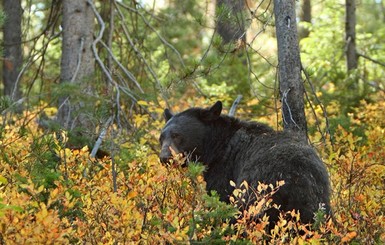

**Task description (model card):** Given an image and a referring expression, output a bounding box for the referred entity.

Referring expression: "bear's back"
[224,124,330,224]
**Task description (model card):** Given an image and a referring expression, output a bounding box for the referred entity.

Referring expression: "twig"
[89,0,144,93]
[281,88,300,130]
[84,114,114,179]
[111,153,117,193]
[87,0,114,84]
[116,2,186,68]
[301,63,332,145]
[114,2,170,106]
[107,0,115,69]
[347,153,357,210]
[71,37,84,83]
[357,52,385,67]
[113,4,159,81]
[11,50,45,101]
[99,40,144,93]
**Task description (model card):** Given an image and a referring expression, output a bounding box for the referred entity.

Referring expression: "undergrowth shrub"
[0,93,384,243]
[321,93,385,244]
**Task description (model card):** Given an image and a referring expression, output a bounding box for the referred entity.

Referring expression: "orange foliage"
[0,93,384,243]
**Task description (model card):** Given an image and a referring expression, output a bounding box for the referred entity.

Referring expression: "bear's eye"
[171,133,180,139]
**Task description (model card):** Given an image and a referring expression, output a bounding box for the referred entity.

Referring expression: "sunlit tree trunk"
[345,0,358,71]
[2,0,22,102]
[273,0,307,140]
[215,0,246,44]
[58,0,95,129]
[299,0,311,39]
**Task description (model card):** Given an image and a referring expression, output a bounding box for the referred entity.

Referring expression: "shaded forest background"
[0,0,384,243]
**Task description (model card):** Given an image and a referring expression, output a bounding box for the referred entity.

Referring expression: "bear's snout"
[159,143,173,164]
[159,144,185,164]
[159,150,172,164]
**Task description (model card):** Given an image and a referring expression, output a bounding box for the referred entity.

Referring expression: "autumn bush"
[0,93,384,244]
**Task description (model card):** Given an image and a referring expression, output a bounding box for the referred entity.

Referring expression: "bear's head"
[159,101,223,164]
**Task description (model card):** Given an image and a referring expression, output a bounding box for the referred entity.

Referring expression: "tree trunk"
[58,0,95,129]
[299,0,311,39]
[99,0,114,69]
[273,0,307,139]
[345,0,358,71]
[215,0,246,44]
[381,0,385,23]
[2,0,22,102]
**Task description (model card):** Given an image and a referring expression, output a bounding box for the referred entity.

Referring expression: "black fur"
[159,101,331,226]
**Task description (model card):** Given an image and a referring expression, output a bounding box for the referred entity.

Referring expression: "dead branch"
[229,95,243,116]
[90,115,114,158]
[357,52,385,67]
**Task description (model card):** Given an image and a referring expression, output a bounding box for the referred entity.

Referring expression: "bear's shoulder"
[236,119,275,135]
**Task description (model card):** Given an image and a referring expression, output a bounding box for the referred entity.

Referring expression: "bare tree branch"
[229,95,243,116]
[90,115,114,158]
[116,1,186,68]
[357,52,385,67]
[87,0,115,85]
[301,64,333,146]
[99,40,144,93]
[88,0,144,93]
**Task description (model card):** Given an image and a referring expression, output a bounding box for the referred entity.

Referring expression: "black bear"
[159,101,331,226]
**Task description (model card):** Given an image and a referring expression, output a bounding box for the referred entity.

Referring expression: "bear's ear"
[164,109,173,122]
[202,101,222,121]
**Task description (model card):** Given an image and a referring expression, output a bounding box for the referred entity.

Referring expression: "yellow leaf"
[0,175,8,185]
[37,185,45,193]
[134,114,147,126]
[241,180,248,189]
[137,100,148,106]
[43,107,57,116]
[81,145,89,152]
[229,180,236,187]
[50,188,59,199]
[128,191,138,199]
[233,189,240,197]
[139,138,147,145]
